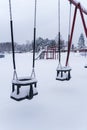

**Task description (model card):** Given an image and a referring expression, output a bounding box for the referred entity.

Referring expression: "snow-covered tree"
[78,33,85,49]
[55,34,65,49]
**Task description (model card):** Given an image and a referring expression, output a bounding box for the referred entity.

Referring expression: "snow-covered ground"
[0,52,87,130]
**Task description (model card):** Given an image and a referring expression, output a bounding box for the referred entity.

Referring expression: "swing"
[9,0,38,101]
[66,0,87,70]
[56,0,71,81]
[84,65,87,68]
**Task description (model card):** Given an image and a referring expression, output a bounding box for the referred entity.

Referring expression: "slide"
[35,49,45,60]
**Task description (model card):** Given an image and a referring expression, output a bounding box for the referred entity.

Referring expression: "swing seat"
[56,66,71,81]
[84,64,87,68]
[10,77,38,101]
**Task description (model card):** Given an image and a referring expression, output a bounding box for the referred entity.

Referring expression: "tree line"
[0,36,65,53]
[0,33,86,53]
[0,42,31,53]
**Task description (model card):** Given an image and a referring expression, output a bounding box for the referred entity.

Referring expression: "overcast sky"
[0,0,87,45]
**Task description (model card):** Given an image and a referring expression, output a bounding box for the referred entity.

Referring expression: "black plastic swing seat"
[10,87,38,101]
[10,77,38,101]
[56,66,71,81]
[84,65,87,68]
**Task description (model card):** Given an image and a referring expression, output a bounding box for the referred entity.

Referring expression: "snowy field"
[0,52,87,130]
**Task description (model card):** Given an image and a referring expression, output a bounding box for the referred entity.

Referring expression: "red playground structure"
[46,47,58,60]
[66,0,87,66]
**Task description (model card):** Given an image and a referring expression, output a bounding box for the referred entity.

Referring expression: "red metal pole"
[79,4,87,37]
[46,48,48,59]
[66,6,77,66]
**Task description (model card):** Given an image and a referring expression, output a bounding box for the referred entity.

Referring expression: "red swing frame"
[66,0,87,66]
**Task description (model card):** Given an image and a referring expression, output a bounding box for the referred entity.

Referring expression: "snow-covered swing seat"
[56,65,71,81]
[11,76,38,101]
[9,0,38,101]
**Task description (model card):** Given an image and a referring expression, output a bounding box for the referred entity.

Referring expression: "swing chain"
[31,68,36,79]
[13,69,18,80]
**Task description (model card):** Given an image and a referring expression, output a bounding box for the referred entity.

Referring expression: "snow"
[12,77,37,85]
[0,52,87,130]
[56,65,71,71]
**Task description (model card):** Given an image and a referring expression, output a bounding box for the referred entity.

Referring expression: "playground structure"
[35,47,58,60]
[66,0,87,66]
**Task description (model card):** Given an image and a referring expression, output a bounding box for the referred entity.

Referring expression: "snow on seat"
[56,66,71,71]
[56,66,71,81]
[12,77,37,86]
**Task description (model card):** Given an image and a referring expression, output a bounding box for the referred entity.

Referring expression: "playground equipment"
[9,0,38,101]
[35,47,58,60]
[56,0,71,81]
[35,49,45,60]
[46,47,58,59]
[66,0,87,68]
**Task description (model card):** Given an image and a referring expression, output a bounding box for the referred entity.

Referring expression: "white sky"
[0,0,87,45]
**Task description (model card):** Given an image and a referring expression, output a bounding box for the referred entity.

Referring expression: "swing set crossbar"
[68,0,87,15]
